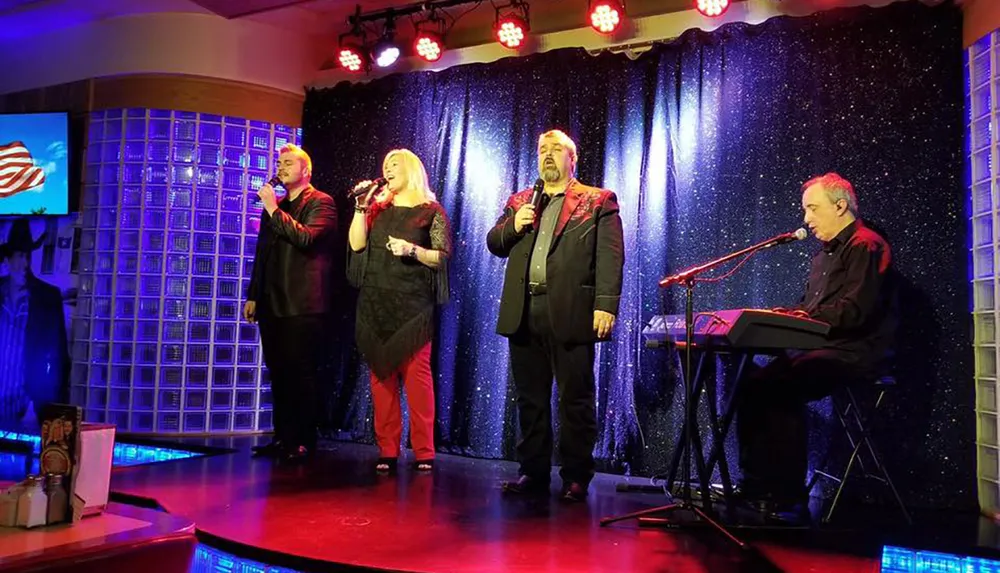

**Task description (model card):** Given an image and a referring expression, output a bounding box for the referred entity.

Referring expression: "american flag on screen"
[0,141,46,199]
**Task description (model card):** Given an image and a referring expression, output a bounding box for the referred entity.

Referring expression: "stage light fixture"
[337,35,366,72]
[495,1,530,49]
[695,0,730,17]
[589,0,624,34]
[371,17,401,68]
[414,11,447,63]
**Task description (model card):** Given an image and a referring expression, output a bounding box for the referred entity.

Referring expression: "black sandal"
[415,460,434,472]
[376,458,397,473]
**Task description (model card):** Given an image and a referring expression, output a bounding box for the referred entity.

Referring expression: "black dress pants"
[736,348,864,502]
[258,313,328,450]
[508,294,597,486]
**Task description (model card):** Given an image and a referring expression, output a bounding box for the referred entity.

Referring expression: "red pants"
[370,342,436,461]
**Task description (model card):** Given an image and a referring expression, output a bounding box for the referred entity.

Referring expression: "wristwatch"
[408,245,418,258]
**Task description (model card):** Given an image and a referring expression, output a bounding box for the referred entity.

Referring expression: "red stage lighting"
[695,0,729,17]
[589,0,624,35]
[496,14,528,49]
[415,31,444,62]
[337,43,365,72]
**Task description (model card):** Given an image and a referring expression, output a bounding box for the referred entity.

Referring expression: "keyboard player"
[736,173,897,523]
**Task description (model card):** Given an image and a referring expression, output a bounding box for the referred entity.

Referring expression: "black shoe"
[376,458,398,473]
[251,440,283,457]
[502,475,550,496]
[560,482,588,502]
[283,445,310,463]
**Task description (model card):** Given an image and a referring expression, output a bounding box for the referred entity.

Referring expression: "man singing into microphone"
[737,173,896,522]
[487,130,624,502]
[244,144,337,462]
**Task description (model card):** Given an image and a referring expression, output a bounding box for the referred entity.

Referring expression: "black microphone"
[525,178,545,229]
[266,174,281,188]
[769,227,809,245]
[348,177,387,199]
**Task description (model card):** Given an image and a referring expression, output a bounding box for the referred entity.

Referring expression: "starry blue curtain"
[304,2,970,508]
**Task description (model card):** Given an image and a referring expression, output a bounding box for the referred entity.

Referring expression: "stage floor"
[102,437,928,573]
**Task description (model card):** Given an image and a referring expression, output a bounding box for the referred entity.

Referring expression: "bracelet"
[408,245,418,258]
[354,206,367,213]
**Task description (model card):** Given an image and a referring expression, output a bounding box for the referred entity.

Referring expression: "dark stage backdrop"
[303,2,971,509]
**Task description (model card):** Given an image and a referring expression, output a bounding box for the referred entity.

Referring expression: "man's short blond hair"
[538,130,578,165]
[279,143,312,174]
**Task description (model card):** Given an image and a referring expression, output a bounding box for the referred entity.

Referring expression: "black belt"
[528,282,547,296]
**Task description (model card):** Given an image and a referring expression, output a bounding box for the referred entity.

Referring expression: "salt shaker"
[45,474,67,525]
[0,489,17,527]
[15,476,47,528]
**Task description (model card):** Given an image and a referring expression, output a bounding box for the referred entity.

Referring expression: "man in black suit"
[487,130,624,501]
[244,144,337,462]
[0,218,68,426]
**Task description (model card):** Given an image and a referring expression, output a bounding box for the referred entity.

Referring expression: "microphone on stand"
[658,228,808,288]
[348,177,387,199]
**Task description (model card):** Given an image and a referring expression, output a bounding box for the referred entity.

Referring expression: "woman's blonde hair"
[382,149,437,203]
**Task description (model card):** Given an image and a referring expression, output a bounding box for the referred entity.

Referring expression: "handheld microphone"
[266,175,281,188]
[348,177,387,199]
[530,178,545,210]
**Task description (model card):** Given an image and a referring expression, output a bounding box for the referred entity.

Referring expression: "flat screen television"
[0,112,69,216]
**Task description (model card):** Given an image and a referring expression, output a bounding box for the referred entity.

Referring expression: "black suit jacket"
[0,275,69,409]
[487,179,625,344]
[247,186,338,317]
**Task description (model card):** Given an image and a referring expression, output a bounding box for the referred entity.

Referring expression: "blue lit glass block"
[157,412,181,432]
[119,230,140,251]
[246,193,263,214]
[198,145,220,166]
[120,208,141,230]
[175,120,197,142]
[248,150,270,171]
[193,255,214,276]
[187,367,208,387]
[167,254,189,275]
[223,115,247,126]
[190,277,212,298]
[219,257,240,277]
[213,368,234,387]
[79,230,97,251]
[95,275,113,296]
[138,298,161,319]
[108,411,130,429]
[173,142,196,164]
[117,253,138,274]
[210,412,231,432]
[219,213,241,234]
[199,123,221,144]
[162,344,184,365]
[219,235,240,255]
[135,343,158,364]
[242,257,255,277]
[84,166,100,185]
[295,127,302,142]
[169,210,192,231]
[215,323,236,342]
[274,134,290,151]
[144,209,167,229]
[82,211,98,232]
[147,163,169,184]
[239,324,257,343]
[88,365,108,388]
[188,345,210,365]
[249,129,270,151]
[189,322,211,342]
[176,111,196,120]
[223,146,248,168]
[221,191,243,213]
[167,232,191,253]
[196,187,219,210]
[243,236,257,254]
[102,141,121,163]
[172,165,195,185]
[86,410,107,423]
[113,320,134,341]
[71,342,88,363]
[190,300,212,320]
[88,119,104,141]
[91,343,110,363]
[121,186,141,207]
[126,108,145,118]
[136,321,159,342]
[73,319,91,341]
[139,275,162,297]
[257,411,272,432]
[201,113,222,123]
[184,412,207,432]
[140,253,163,275]
[259,389,272,408]
[241,279,251,299]
[78,252,95,272]
[234,411,255,430]
[112,343,132,365]
[114,297,136,319]
[216,301,238,321]
[148,119,171,140]
[125,118,146,140]
[186,390,207,409]
[110,389,130,409]
[163,321,185,342]
[215,345,235,365]
[237,346,257,365]
[192,233,215,254]
[70,386,87,405]
[92,319,111,341]
[86,146,101,166]
[276,124,293,135]
[94,296,112,318]
[218,279,238,299]
[222,169,245,190]
[195,211,217,232]
[135,366,156,387]
[163,298,186,320]
[147,141,170,163]
[131,412,154,432]
[96,252,114,272]
[99,208,118,230]
[88,388,107,409]
[149,109,171,119]
[973,52,991,87]
[237,368,258,386]
[247,173,267,190]
[246,215,260,236]
[105,118,123,140]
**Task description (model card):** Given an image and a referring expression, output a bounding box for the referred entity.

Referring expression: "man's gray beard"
[541,166,561,182]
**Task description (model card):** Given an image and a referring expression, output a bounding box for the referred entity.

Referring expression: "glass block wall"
[72,108,302,434]
[970,33,1000,511]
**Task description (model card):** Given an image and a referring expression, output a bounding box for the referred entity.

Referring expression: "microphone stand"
[599,234,796,549]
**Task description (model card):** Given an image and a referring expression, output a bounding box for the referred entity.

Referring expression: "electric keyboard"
[642,309,830,351]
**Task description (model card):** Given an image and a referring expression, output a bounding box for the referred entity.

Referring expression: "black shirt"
[800,220,896,371]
